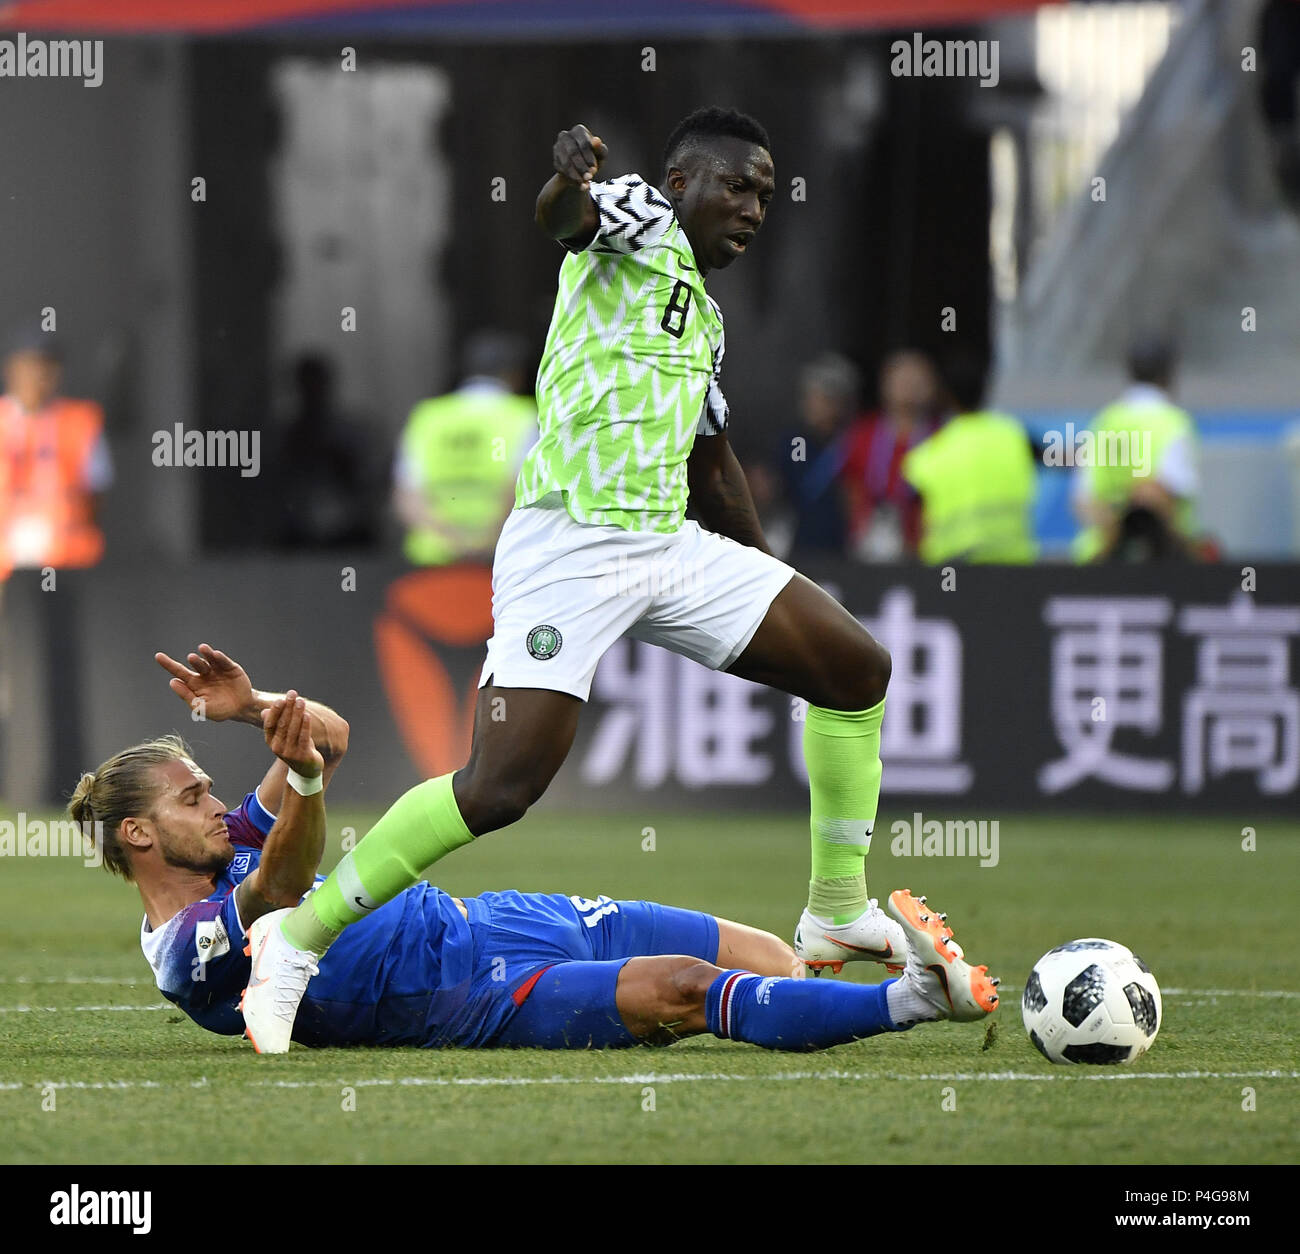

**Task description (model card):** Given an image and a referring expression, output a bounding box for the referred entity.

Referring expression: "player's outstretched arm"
[686,432,774,555]
[535,124,607,248]
[155,643,350,810]
[235,692,326,926]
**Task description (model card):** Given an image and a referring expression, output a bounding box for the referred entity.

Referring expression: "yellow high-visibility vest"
[1073,397,1197,562]
[400,387,536,565]
[902,410,1037,564]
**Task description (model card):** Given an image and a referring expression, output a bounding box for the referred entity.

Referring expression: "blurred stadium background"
[1,0,1295,820]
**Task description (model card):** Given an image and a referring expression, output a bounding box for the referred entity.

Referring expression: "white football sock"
[886,974,942,1027]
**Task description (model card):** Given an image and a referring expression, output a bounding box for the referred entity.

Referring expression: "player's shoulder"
[595,171,670,204]
[227,843,260,882]
[137,806,264,984]
[140,886,241,995]
[224,788,277,852]
[584,173,679,257]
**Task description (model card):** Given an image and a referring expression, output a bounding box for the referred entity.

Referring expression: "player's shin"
[804,700,884,924]
[705,969,904,1050]
[280,773,473,954]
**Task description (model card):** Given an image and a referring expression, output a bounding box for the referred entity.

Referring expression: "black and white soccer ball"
[1021,938,1161,1064]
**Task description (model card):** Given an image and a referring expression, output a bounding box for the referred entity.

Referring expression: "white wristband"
[286,768,323,796]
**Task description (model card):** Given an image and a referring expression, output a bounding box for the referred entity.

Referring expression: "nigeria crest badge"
[526,624,562,660]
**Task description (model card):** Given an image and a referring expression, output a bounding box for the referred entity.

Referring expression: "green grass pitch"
[2,807,1296,1164]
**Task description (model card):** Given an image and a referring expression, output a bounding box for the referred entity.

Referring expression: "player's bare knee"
[487,782,540,831]
[810,628,890,711]
[869,636,892,697]
[666,960,723,1017]
[849,635,891,708]
[756,932,801,978]
[454,767,541,834]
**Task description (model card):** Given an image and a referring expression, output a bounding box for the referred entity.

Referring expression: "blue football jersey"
[139,789,480,1047]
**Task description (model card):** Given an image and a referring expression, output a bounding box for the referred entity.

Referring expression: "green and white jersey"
[516,173,729,533]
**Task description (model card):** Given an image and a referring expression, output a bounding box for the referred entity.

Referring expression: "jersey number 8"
[660,280,692,339]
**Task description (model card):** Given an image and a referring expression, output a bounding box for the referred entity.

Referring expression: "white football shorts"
[478,495,796,700]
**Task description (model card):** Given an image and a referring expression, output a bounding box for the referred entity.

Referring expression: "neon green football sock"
[804,699,885,925]
[280,773,474,954]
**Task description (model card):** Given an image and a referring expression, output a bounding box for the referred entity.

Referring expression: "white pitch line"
[0,976,145,986]
[247,1068,1300,1087]
[1163,988,1300,999]
[0,1069,1295,1094]
[0,1004,167,1014]
[0,1079,208,1091]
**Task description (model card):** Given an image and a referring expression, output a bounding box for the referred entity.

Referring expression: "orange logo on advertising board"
[373,565,493,777]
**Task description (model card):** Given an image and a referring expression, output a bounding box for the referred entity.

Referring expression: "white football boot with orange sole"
[886,889,999,1022]
[794,899,908,976]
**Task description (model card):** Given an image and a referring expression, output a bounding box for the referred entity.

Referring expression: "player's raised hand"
[261,691,325,779]
[155,643,255,722]
[553,124,608,190]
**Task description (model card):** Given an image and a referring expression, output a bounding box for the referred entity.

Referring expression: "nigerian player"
[72,645,999,1054]
[247,107,903,1051]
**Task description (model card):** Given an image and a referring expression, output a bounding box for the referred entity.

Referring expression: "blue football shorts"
[468,890,720,1050]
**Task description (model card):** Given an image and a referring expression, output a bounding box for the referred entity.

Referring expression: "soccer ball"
[1021,938,1161,1064]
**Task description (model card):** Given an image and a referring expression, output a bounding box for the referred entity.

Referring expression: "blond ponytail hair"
[66,735,191,879]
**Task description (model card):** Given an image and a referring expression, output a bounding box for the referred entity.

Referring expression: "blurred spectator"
[776,352,857,555]
[0,329,112,580]
[841,349,941,561]
[1259,0,1300,216]
[0,327,111,802]
[902,349,1037,564]
[1072,335,1202,563]
[394,331,537,566]
[276,353,382,549]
